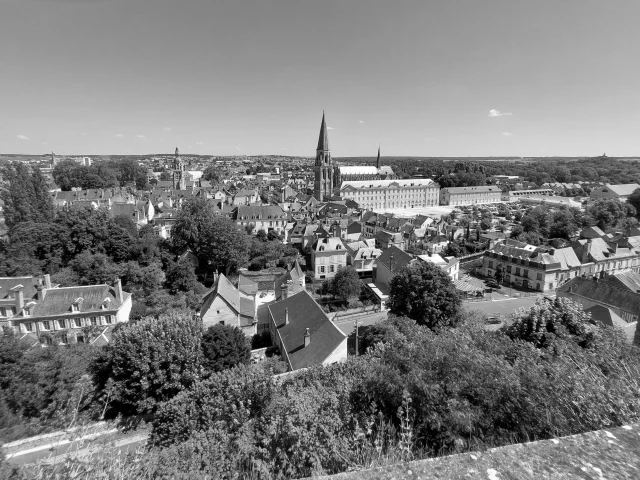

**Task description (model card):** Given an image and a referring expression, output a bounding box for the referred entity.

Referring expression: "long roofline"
[317,111,330,151]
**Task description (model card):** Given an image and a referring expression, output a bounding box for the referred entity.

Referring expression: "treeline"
[339,156,640,186]
[52,157,149,190]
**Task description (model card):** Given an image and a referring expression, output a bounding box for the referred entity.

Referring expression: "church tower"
[313,112,333,201]
[173,146,186,190]
[376,145,381,170]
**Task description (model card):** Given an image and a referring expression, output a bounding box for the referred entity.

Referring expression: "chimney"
[44,274,51,289]
[284,308,289,326]
[11,285,24,311]
[281,283,288,300]
[36,284,45,301]
[581,240,591,264]
[613,243,619,254]
[304,328,311,347]
[114,278,123,302]
[549,248,555,255]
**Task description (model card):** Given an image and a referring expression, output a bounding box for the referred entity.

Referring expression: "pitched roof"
[313,237,345,252]
[235,204,287,220]
[0,276,37,302]
[341,179,435,191]
[30,285,124,317]
[605,183,640,196]
[338,165,379,176]
[558,277,640,317]
[551,247,582,270]
[599,271,640,293]
[444,186,501,194]
[238,268,286,294]
[268,291,345,370]
[201,274,255,320]
[376,245,413,271]
[580,226,606,239]
[584,305,637,344]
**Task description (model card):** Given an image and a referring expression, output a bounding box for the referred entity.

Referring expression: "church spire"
[376,144,381,169]
[316,111,330,151]
[175,146,180,156]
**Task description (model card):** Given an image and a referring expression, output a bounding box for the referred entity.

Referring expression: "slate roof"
[599,271,640,293]
[551,247,582,270]
[580,226,606,239]
[445,186,501,194]
[313,236,345,252]
[236,204,287,220]
[238,268,286,294]
[0,277,37,302]
[558,277,640,317]
[268,291,345,371]
[274,260,306,300]
[29,285,125,318]
[585,305,637,344]
[201,274,255,320]
[376,245,413,271]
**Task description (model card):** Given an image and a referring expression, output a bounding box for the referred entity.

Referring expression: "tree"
[201,324,251,373]
[387,260,461,329]
[91,312,203,415]
[1,163,54,229]
[329,266,361,300]
[479,218,492,231]
[172,198,250,274]
[166,260,204,294]
[627,187,640,214]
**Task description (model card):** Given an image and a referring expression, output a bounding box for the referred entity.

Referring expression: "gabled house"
[267,290,347,371]
[373,245,414,286]
[345,239,382,277]
[200,274,257,336]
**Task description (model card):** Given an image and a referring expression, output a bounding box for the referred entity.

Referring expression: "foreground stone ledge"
[318,424,640,480]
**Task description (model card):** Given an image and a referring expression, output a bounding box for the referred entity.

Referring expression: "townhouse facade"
[311,237,348,280]
[339,179,439,211]
[234,204,289,237]
[440,186,503,206]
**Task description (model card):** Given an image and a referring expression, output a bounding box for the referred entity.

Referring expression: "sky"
[1,0,640,157]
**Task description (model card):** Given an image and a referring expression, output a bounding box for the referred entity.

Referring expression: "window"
[219,321,225,325]
[106,315,113,324]
[523,269,529,277]
[42,321,51,331]
[536,273,542,281]
[488,260,494,269]
[506,265,512,273]
[320,266,325,273]
[74,318,82,328]
[515,267,521,276]
[24,322,33,332]
[61,334,68,344]
[330,265,335,273]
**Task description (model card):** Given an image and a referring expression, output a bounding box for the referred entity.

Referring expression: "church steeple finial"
[316,111,330,151]
[376,144,381,169]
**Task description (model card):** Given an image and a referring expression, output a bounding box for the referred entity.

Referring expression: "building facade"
[311,237,348,280]
[440,186,503,206]
[340,179,439,210]
[234,204,288,237]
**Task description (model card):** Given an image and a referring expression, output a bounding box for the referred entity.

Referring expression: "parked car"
[486,316,501,324]
[486,279,499,288]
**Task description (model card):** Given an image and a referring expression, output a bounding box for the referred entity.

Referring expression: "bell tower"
[313,112,333,201]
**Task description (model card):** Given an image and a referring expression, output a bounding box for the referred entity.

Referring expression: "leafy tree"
[67,252,121,285]
[91,312,203,415]
[479,218,492,231]
[255,229,268,242]
[172,197,250,274]
[141,262,166,295]
[586,199,629,231]
[1,163,54,229]
[166,260,204,294]
[329,266,361,300]
[160,171,172,181]
[113,214,138,237]
[627,187,640,214]
[201,324,251,373]
[387,260,461,329]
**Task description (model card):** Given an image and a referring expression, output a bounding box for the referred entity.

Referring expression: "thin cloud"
[489,109,512,117]
[115,133,124,138]
[16,134,30,140]
[135,134,146,139]
[358,120,365,124]
[502,132,513,136]
[163,127,172,132]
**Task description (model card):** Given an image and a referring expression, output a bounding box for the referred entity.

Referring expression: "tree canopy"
[387,260,461,329]
[201,324,251,373]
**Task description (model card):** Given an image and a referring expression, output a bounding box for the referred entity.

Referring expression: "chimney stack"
[281,283,288,300]
[114,278,123,302]
[44,274,51,289]
[581,240,592,264]
[285,308,289,326]
[10,285,24,311]
[304,328,311,347]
